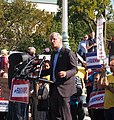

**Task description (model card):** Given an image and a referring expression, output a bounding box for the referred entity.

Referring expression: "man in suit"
[42,32,78,120]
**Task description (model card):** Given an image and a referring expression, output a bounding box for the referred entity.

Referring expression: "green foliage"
[107,22,114,39]
[0,0,53,52]
[0,0,113,54]
[56,0,114,51]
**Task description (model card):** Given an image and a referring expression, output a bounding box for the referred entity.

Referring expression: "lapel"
[51,52,55,69]
[56,47,64,68]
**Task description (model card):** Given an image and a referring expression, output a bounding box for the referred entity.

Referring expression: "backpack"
[75,76,83,97]
[70,76,83,106]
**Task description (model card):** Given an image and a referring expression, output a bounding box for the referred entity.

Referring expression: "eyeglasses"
[84,37,88,38]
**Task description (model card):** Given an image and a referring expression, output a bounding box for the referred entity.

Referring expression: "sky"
[26,0,57,4]
[7,0,114,10]
[111,0,114,9]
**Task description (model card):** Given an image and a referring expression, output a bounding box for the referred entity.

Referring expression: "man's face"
[83,35,88,40]
[50,33,62,50]
[110,60,114,73]
[94,74,100,84]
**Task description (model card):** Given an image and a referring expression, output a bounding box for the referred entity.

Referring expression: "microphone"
[39,56,46,67]
[38,56,46,78]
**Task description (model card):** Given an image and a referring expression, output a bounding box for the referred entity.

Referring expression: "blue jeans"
[17,102,27,120]
[7,101,27,120]
[104,107,114,120]
[7,101,18,120]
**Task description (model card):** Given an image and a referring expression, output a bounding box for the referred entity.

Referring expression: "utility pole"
[62,0,70,49]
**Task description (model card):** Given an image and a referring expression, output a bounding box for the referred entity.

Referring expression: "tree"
[0,0,53,52]
[107,22,114,39]
[68,0,113,32]
[55,0,114,51]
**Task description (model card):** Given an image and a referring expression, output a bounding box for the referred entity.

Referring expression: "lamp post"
[62,0,70,49]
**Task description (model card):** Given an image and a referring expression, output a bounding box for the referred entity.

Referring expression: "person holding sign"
[88,72,105,120]
[100,55,114,120]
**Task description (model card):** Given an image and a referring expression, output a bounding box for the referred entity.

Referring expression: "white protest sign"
[96,17,106,60]
[86,52,103,69]
[0,100,9,112]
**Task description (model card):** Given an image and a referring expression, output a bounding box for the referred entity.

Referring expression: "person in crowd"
[1,71,8,78]
[37,60,50,120]
[100,55,114,120]
[26,46,36,57]
[86,31,97,53]
[7,47,36,120]
[70,75,84,120]
[84,68,95,119]
[41,32,78,120]
[77,34,88,61]
[42,60,50,80]
[107,36,114,62]
[89,72,105,120]
[0,49,9,76]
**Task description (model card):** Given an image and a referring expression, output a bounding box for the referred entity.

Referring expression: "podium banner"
[88,90,105,109]
[10,79,30,104]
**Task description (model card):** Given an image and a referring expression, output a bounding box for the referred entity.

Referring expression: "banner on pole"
[10,79,30,104]
[96,17,106,60]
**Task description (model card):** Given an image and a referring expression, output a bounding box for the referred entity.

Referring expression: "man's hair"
[27,47,36,56]
[50,32,62,41]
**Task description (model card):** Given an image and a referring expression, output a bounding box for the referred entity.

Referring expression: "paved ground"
[83,106,91,120]
[84,116,91,120]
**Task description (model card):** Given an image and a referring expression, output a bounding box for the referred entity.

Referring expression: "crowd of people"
[77,33,114,120]
[0,32,113,120]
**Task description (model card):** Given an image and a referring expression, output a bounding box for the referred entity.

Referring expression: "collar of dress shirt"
[53,45,62,53]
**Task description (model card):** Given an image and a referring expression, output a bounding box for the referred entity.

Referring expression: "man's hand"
[93,43,97,46]
[58,71,66,78]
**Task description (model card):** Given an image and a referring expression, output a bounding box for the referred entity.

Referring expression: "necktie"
[53,51,59,82]
[53,51,58,54]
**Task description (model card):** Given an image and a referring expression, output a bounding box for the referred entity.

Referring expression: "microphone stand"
[32,57,46,120]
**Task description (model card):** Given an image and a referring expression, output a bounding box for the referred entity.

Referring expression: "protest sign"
[86,52,103,69]
[10,79,30,104]
[96,17,106,60]
[0,98,9,112]
[88,90,105,109]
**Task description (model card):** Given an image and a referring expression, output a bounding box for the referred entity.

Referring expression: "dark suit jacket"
[43,47,78,98]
